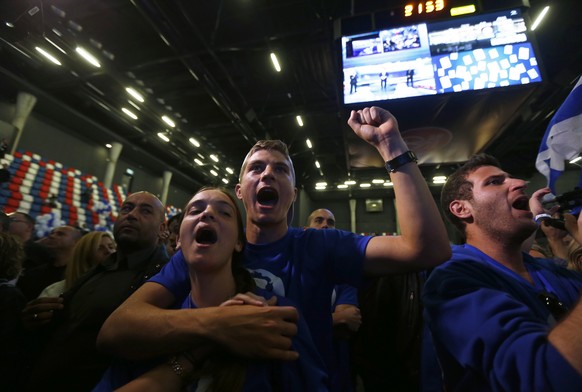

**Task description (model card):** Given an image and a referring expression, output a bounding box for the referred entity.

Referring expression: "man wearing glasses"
[424,153,582,391]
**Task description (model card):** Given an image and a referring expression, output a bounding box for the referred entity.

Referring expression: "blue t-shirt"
[423,244,582,391]
[94,287,328,391]
[150,227,371,382]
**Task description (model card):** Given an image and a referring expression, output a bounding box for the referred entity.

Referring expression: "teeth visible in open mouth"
[257,188,279,206]
[196,228,217,244]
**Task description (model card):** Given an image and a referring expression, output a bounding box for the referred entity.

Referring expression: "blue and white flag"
[535,75,582,193]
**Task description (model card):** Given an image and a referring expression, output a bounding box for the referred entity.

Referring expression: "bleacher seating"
[0,151,127,234]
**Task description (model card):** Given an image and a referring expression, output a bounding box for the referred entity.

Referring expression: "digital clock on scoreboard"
[404,1,446,18]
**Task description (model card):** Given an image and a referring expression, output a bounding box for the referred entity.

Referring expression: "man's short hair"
[239,140,296,184]
[440,153,502,234]
[10,211,35,226]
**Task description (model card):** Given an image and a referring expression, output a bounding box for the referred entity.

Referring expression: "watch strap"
[385,151,418,172]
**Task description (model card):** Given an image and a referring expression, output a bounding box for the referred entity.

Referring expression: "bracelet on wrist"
[534,213,552,224]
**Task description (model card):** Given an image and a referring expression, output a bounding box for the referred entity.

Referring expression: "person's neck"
[245,219,288,245]
[53,250,73,267]
[190,268,236,308]
[467,236,533,284]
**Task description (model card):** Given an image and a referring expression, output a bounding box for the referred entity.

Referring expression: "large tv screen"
[341,8,543,104]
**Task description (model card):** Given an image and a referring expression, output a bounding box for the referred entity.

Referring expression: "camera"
[542,188,582,212]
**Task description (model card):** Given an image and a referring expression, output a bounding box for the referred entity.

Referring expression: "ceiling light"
[189,137,200,147]
[372,179,384,184]
[127,100,140,110]
[44,37,66,54]
[226,167,234,174]
[197,153,205,159]
[52,28,62,36]
[210,169,218,176]
[35,47,61,65]
[75,46,101,67]
[296,115,304,127]
[270,52,281,72]
[105,143,112,149]
[360,183,371,188]
[194,159,203,166]
[316,182,327,187]
[5,22,14,28]
[383,181,393,187]
[126,87,144,103]
[306,139,312,149]
[162,115,175,127]
[121,107,138,120]
[337,184,348,189]
[222,178,229,184]
[531,6,550,31]
[345,180,356,185]
[157,132,170,142]
[210,154,219,162]
[433,176,447,184]
[569,155,582,164]
[315,161,320,168]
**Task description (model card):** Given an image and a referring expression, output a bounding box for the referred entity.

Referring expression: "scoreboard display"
[339,1,543,105]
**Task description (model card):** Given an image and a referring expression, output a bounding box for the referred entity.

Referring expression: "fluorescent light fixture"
[315,161,320,169]
[315,186,326,191]
[222,178,229,184]
[44,37,66,54]
[372,179,384,184]
[121,107,138,120]
[383,181,393,187]
[75,46,101,67]
[194,159,203,166]
[35,47,61,65]
[197,153,205,159]
[433,176,447,184]
[433,175,447,181]
[296,115,304,127]
[125,168,134,176]
[360,183,371,188]
[210,154,219,162]
[306,139,312,149]
[344,180,356,185]
[270,52,281,72]
[127,100,140,110]
[531,6,550,31]
[337,184,348,189]
[570,155,582,164]
[226,167,234,174]
[157,132,170,142]
[189,137,200,147]
[162,115,175,127]
[316,182,327,187]
[126,87,144,102]
[6,22,14,28]
[105,143,112,149]
[210,169,218,176]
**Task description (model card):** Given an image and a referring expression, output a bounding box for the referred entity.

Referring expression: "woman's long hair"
[64,231,115,290]
[186,187,255,391]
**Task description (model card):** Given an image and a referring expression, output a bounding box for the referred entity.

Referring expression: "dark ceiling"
[1,0,581,201]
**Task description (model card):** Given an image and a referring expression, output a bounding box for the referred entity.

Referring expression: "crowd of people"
[0,106,581,391]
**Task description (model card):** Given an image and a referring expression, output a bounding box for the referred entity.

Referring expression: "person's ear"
[235,183,243,200]
[450,200,472,220]
[234,239,243,253]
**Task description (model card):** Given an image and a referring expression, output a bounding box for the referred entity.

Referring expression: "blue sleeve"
[424,261,582,391]
[333,284,358,309]
[147,249,190,301]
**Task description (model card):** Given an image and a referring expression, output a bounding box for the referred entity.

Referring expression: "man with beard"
[424,153,582,391]
[20,191,169,391]
[97,106,451,390]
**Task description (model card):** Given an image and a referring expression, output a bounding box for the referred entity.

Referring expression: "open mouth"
[257,187,279,206]
[512,196,530,211]
[195,227,218,244]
